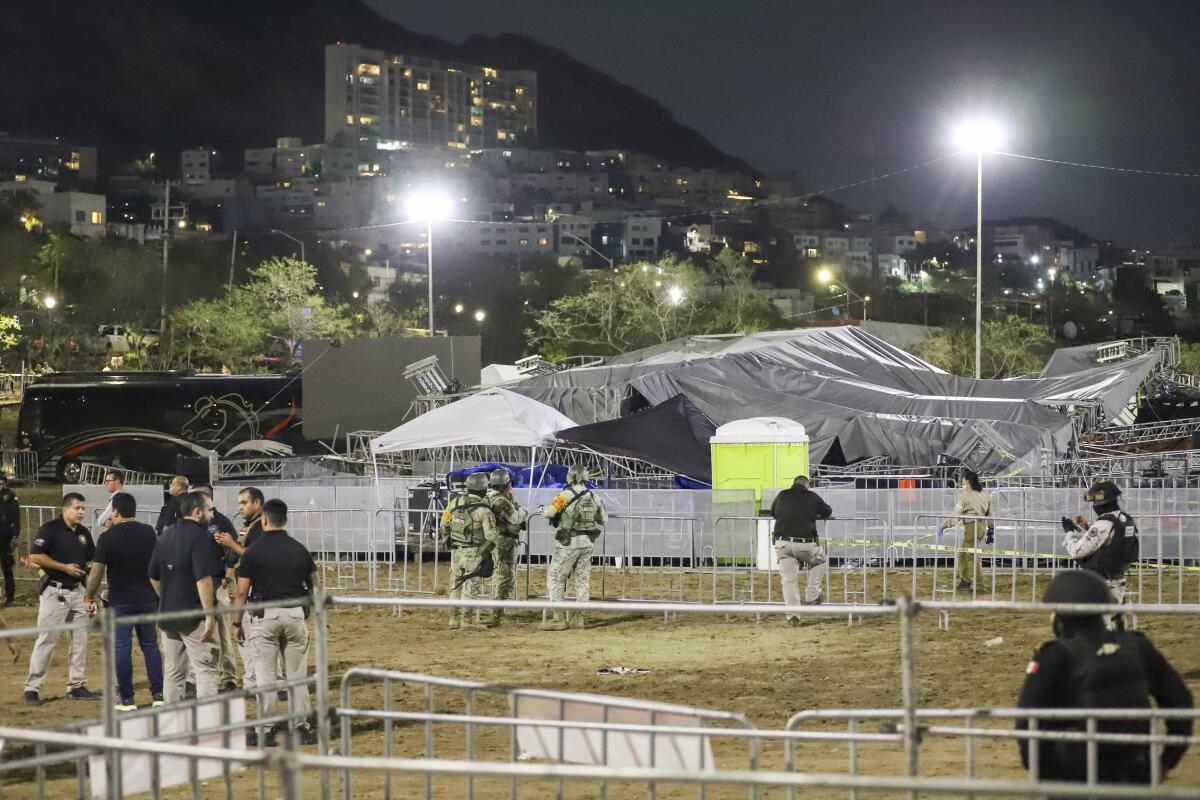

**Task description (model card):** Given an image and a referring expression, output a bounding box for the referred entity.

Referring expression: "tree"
[529,253,782,358]
[175,257,352,368]
[916,315,1053,378]
[1179,343,1200,376]
[241,257,352,360]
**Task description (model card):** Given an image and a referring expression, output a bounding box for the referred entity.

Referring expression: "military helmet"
[465,472,489,495]
[566,465,589,484]
[1083,479,1121,505]
[488,469,512,489]
[1042,569,1112,616]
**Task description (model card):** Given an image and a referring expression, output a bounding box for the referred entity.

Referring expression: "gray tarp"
[511,327,1155,474]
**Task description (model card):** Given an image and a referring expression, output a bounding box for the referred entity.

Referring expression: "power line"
[997,151,1200,180]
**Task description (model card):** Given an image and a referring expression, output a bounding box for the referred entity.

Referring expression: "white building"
[181,148,216,184]
[325,44,537,150]
[40,191,106,238]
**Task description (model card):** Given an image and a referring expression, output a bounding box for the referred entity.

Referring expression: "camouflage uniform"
[442,492,498,630]
[485,488,526,614]
[543,483,607,630]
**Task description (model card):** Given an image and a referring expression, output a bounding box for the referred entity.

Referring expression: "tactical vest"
[447,496,489,549]
[559,488,601,533]
[1051,632,1153,780]
[1079,511,1139,579]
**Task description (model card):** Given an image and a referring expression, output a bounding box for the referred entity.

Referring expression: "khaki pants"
[25,584,89,693]
[162,619,220,704]
[213,584,238,686]
[775,539,826,618]
[957,522,984,585]
[239,615,284,689]
[250,606,309,725]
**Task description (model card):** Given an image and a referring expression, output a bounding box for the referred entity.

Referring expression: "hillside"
[0,0,752,172]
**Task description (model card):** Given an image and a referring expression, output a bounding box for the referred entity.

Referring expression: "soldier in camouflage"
[540,466,607,631]
[441,473,498,631]
[485,469,526,626]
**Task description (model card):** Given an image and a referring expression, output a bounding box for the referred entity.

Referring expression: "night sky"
[369,0,1200,248]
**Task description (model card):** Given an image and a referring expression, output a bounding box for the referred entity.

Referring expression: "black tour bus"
[18,371,303,482]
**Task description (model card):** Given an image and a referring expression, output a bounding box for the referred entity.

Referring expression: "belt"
[774,535,818,543]
[45,580,80,591]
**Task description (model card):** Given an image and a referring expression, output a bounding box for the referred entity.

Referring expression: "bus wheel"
[58,458,82,484]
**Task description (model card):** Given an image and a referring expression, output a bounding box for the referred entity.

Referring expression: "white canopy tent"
[370,388,577,454]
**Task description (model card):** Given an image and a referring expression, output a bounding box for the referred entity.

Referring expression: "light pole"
[270,229,305,264]
[919,269,929,327]
[952,119,1002,380]
[406,192,453,337]
[817,267,869,322]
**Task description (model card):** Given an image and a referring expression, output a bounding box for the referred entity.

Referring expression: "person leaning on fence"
[0,471,20,607]
[233,498,318,747]
[485,468,527,627]
[442,473,498,632]
[83,492,163,710]
[539,466,607,632]
[149,491,222,704]
[23,492,99,705]
[937,469,993,591]
[769,475,833,624]
[1016,569,1192,786]
[1061,479,1139,631]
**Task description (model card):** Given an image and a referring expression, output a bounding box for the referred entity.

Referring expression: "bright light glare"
[817,267,833,284]
[1029,254,1040,265]
[44,296,57,309]
[405,190,454,222]
[952,118,1003,153]
[667,285,685,305]
[473,309,486,322]
[454,303,464,314]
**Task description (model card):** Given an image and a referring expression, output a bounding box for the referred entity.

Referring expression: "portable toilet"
[709,417,810,511]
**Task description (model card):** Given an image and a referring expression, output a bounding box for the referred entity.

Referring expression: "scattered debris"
[597,667,651,676]
[984,636,1004,647]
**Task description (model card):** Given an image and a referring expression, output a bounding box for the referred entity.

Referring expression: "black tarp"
[556,394,716,481]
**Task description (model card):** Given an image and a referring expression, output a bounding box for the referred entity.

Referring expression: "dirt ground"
[0,560,1197,799]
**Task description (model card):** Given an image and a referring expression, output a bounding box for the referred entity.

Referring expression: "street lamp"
[817,267,833,285]
[666,285,685,306]
[952,117,1003,380]
[43,295,57,310]
[269,229,306,264]
[473,309,486,323]
[406,191,454,337]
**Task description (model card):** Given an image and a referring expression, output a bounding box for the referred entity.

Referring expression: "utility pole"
[228,228,237,290]
[159,180,171,337]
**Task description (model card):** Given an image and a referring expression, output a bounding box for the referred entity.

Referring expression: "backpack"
[448,499,488,549]
[560,488,600,531]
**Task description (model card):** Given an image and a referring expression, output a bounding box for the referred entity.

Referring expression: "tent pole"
[527,446,536,506]
[371,449,381,508]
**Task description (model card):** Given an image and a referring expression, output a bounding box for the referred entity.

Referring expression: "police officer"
[0,471,21,606]
[769,475,833,625]
[233,499,318,746]
[540,466,607,631]
[485,469,527,626]
[442,473,498,631]
[1016,569,1192,786]
[23,493,99,704]
[1061,479,1138,629]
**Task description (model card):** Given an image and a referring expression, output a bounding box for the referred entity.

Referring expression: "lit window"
[346,114,354,124]
[483,67,498,78]
[416,80,430,91]
[537,236,548,246]
[359,115,376,125]
[357,63,381,76]
[515,86,525,96]
[519,238,529,246]
[497,131,508,140]
[90,211,102,224]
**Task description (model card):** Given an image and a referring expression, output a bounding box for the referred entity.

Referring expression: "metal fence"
[2,594,1198,799]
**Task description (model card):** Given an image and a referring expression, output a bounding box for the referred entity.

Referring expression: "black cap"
[1042,570,1112,615]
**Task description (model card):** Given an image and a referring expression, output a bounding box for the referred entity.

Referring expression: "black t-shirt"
[236,529,316,603]
[243,515,264,550]
[30,518,94,588]
[769,487,833,538]
[205,509,237,579]
[148,519,223,633]
[93,521,158,605]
